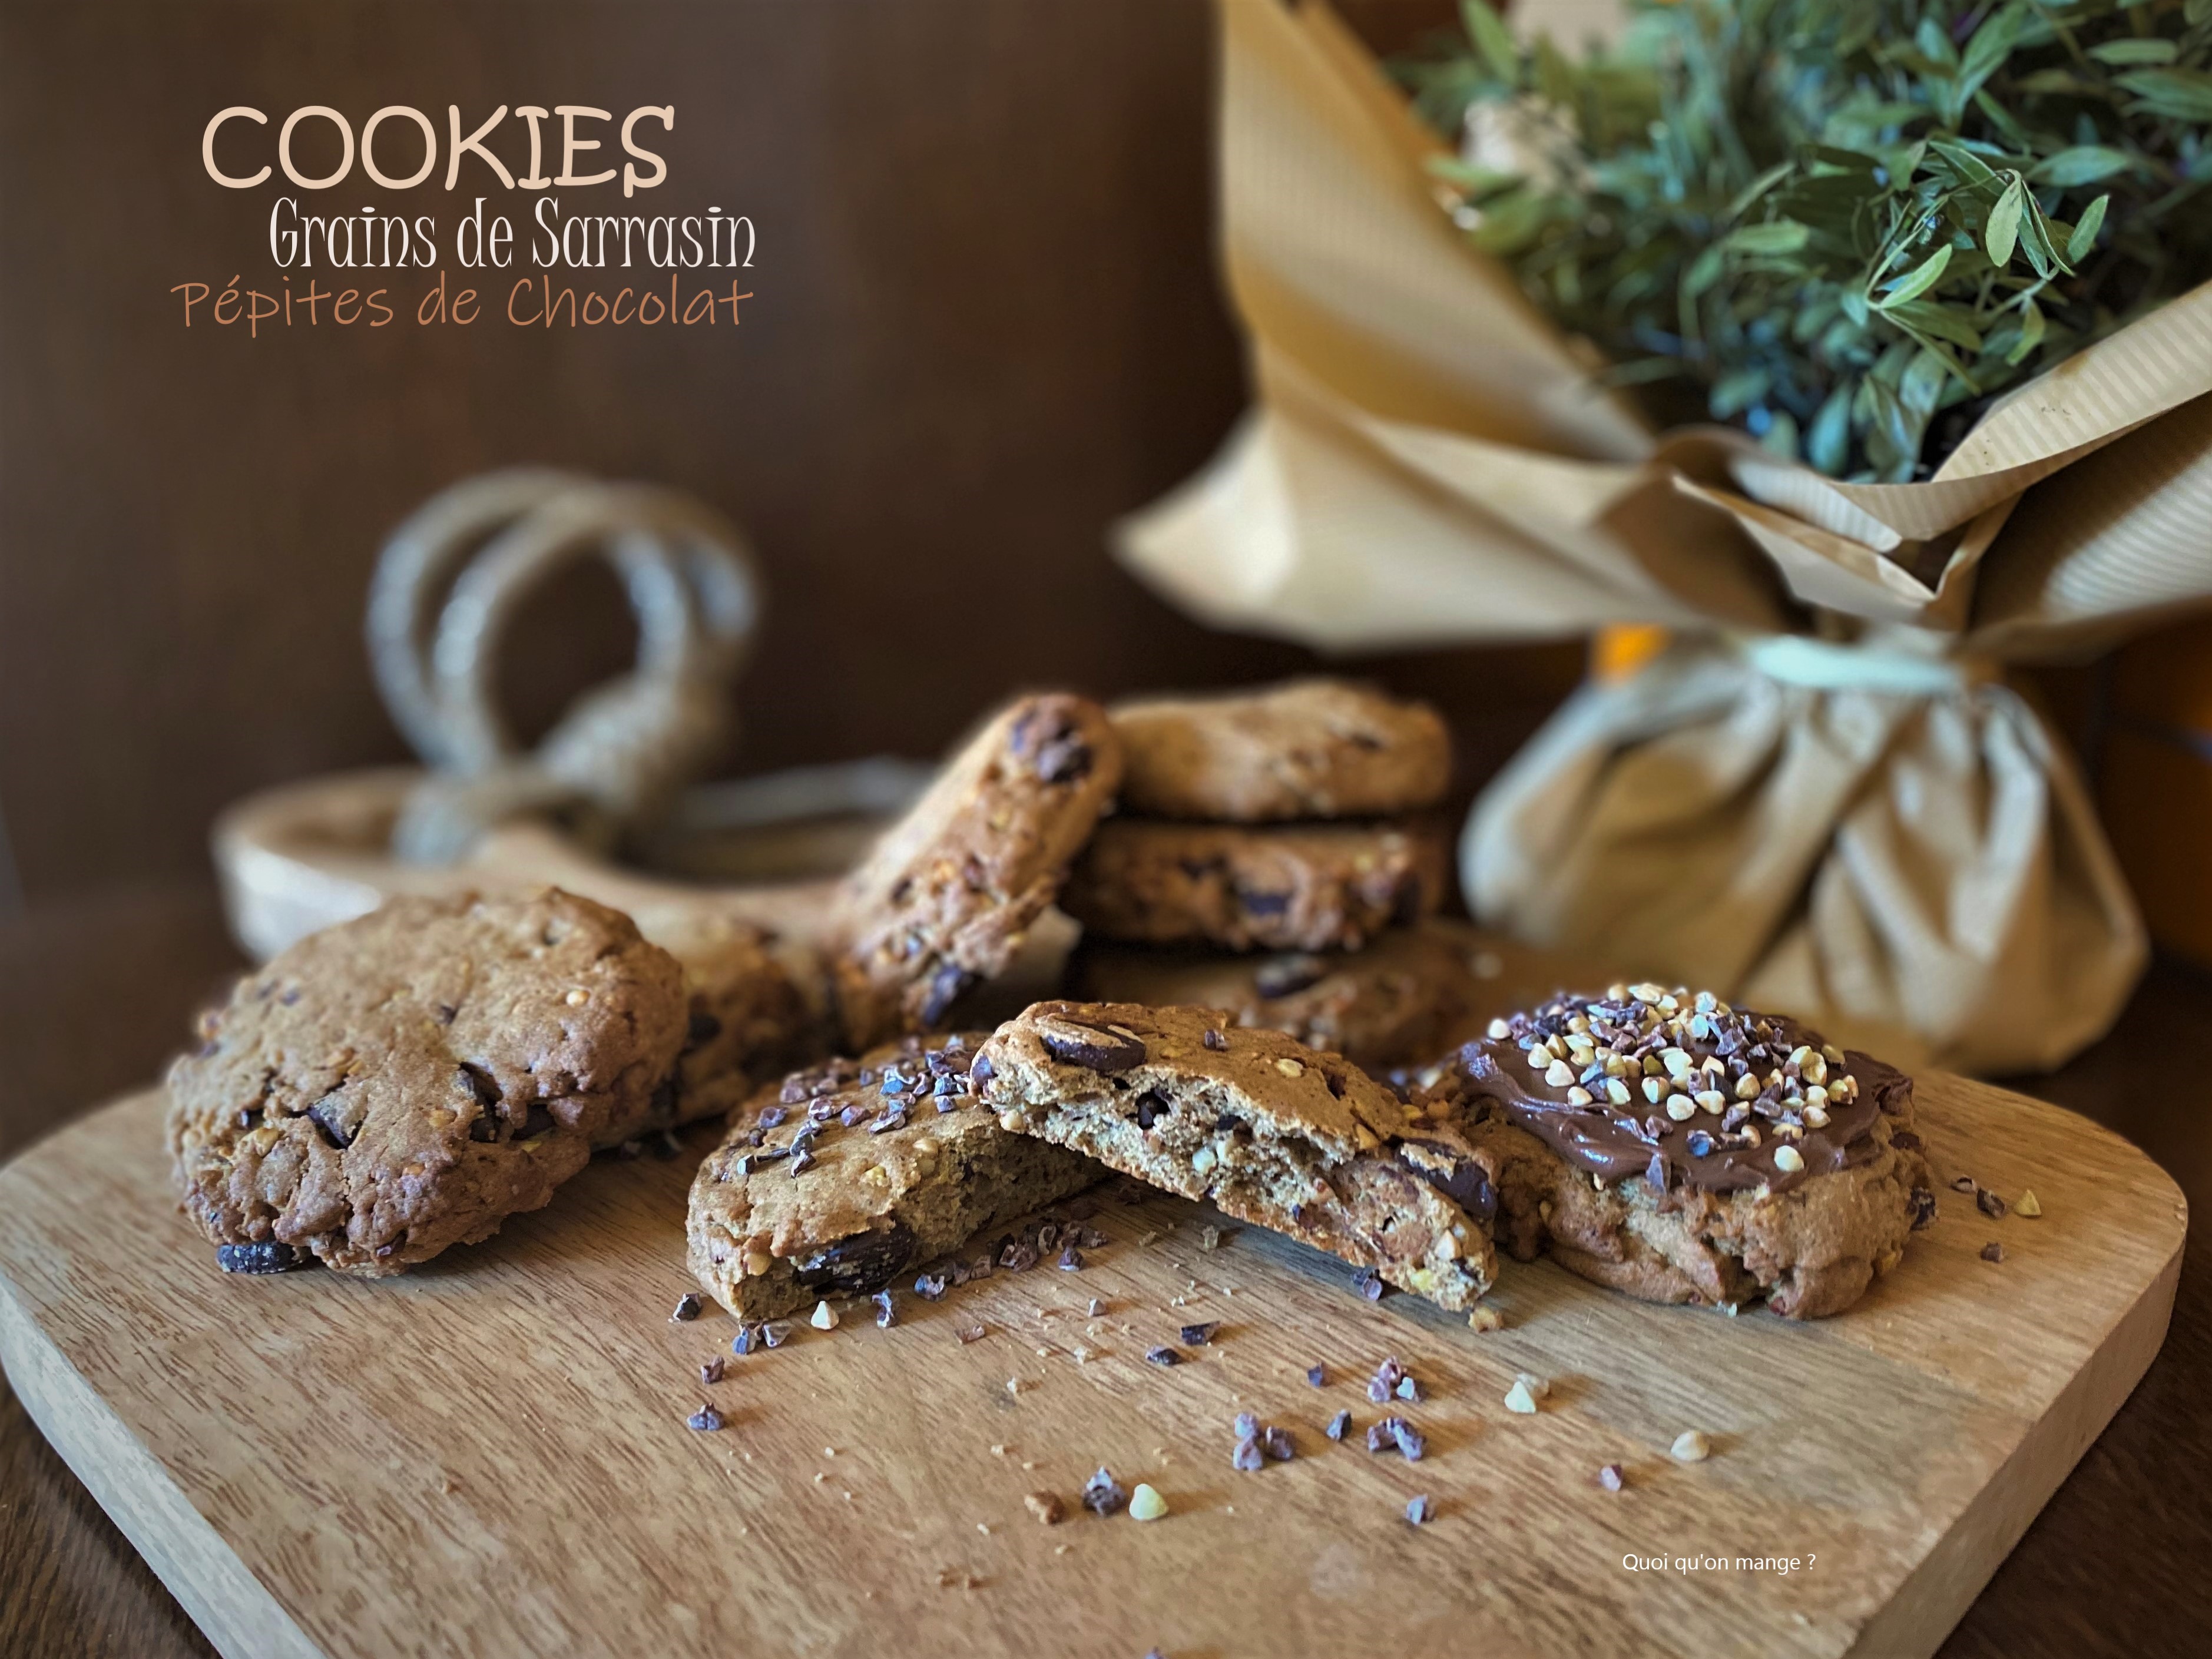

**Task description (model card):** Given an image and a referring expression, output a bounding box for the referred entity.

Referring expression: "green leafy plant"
[1405,0,2212,480]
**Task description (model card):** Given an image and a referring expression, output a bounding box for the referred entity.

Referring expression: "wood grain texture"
[0,1072,2182,1659]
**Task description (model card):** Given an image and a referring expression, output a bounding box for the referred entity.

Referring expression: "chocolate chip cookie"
[1110,679,1451,822]
[167,889,689,1277]
[652,912,824,1127]
[1423,985,1932,1318]
[1059,820,1446,952]
[687,1033,1100,1319]
[1069,923,1483,1069]
[830,694,1122,1050]
[976,1001,1497,1310]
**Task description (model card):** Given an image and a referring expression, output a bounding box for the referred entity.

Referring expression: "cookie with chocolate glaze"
[830,694,1122,1051]
[1068,923,1482,1069]
[1059,820,1446,952]
[977,1001,1497,1311]
[1111,679,1451,822]
[166,889,689,1277]
[687,1033,1101,1321]
[1424,985,1932,1319]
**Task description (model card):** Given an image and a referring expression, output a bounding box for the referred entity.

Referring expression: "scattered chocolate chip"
[1981,1241,2005,1263]
[1598,1462,1625,1492]
[1038,1019,1148,1074]
[1307,1364,1326,1387]
[686,1405,724,1432]
[919,963,978,1026]
[1180,1322,1220,1347]
[1405,1495,1434,1525]
[873,1290,896,1328]
[700,1357,726,1386]
[1326,1409,1352,1442]
[1082,1467,1128,1515]
[305,1096,355,1150]
[1145,1346,1181,1368]
[214,1241,311,1275]
[672,1292,703,1322]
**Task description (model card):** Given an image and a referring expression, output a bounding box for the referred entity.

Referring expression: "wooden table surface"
[3,881,2207,1658]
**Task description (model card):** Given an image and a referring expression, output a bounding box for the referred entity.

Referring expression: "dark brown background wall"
[0,0,1569,910]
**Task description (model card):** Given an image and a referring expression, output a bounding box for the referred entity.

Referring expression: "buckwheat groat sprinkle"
[1671,1430,1711,1462]
[2016,1190,2044,1217]
[1423,986,1930,1319]
[1598,1463,1626,1492]
[1129,1484,1170,1522]
[1405,1495,1435,1525]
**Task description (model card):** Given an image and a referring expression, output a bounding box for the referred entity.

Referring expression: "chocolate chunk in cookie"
[1423,985,1931,1318]
[830,695,1122,1049]
[687,1032,1101,1320]
[1059,820,1446,952]
[978,1002,1497,1311]
[167,889,689,1277]
[1069,922,1484,1068]
[1110,679,1451,822]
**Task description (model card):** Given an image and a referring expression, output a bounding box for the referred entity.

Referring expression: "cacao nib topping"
[1307,1364,1326,1388]
[215,1240,312,1274]
[873,1290,896,1328]
[1010,704,1095,785]
[1201,1028,1228,1051]
[1231,1436,1265,1472]
[672,1292,703,1322]
[1180,1322,1220,1347]
[700,1357,725,1385]
[686,1011,722,1049]
[1325,1409,1352,1442]
[1237,888,1293,918]
[1441,988,1905,1197]
[1081,1468,1127,1515]
[913,1270,949,1302]
[757,1105,789,1129]
[1349,1267,1385,1302]
[1910,1187,1938,1230]
[1405,1495,1434,1525]
[1038,1018,1148,1075]
[686,1405,724,1432]
[1145,1346,1181,1367]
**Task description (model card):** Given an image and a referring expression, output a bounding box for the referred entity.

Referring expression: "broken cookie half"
[976,1000,1498,1311]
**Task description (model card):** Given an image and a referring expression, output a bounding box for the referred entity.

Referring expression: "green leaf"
[2005,299,2047,365]
[2031,146,2133,186]
[1459,0,1519,85]
[1727,161,1797,221]
[1724,220,1812,256]
[1985,176,2025,266]
[2115,69,2212,122]
[2088,39,2178,67]
[1875,241,1953,309]
[1927,137,1999,185]
[1807,385,1854,475]
[2067,193,2110,261]
[1888,299,1986,352]
[1682,243,1727,299]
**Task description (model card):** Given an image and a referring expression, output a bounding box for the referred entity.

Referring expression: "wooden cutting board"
[0,1076,2183,1659]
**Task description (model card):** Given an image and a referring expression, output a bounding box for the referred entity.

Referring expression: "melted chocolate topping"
[1438,987,1912,1196]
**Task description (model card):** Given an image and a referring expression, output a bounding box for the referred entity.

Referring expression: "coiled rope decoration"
[367,468,761,865]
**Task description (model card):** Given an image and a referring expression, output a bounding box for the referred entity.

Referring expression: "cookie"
[1059,820,1446,952]
[651,912,824,1128]
[687,1033,1100,1320]
[1423,985,1932,1319]
[1110,679,1451,821]
[977,1001,1498,1311]
[166,889,688,1277]
[830,694,1122,1050]
[1069,923,1483,1069]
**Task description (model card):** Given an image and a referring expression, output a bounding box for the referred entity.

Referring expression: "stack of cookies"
[1063,680,1480,1071]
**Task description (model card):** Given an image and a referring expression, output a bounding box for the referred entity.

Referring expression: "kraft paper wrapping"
[1117,0,2212,1072]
